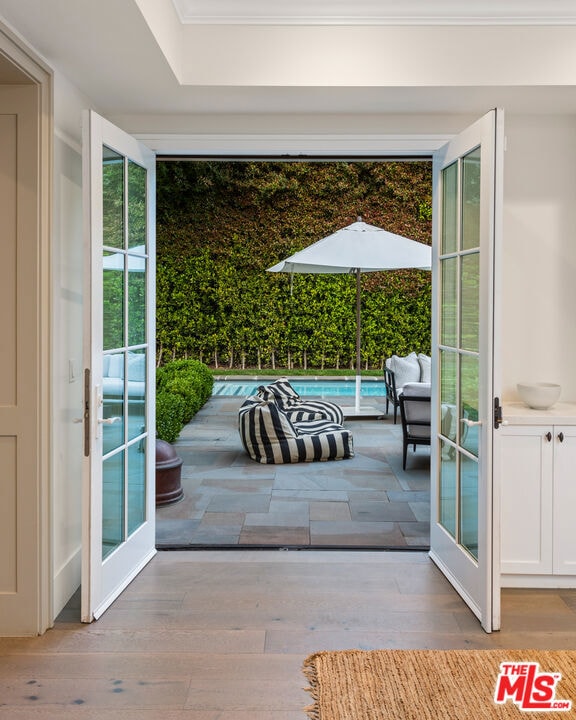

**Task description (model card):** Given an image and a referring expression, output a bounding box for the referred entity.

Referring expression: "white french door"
[81,111,156,622]
[429,109,504,633]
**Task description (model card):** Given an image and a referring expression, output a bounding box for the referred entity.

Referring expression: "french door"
[429,109,504,633]
[81,111,156,622]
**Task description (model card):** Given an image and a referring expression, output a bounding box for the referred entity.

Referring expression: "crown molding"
[171,0,576,25]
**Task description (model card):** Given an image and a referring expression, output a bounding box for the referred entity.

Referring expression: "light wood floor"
[1,550,576,718]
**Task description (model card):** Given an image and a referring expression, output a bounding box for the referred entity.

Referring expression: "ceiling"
[0,0,575,122]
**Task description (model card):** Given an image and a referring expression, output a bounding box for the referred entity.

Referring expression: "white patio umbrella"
[267,218,431,414]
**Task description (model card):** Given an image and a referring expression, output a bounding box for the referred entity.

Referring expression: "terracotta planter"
[155,439,184,506]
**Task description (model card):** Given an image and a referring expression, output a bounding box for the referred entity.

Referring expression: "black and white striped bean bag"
[238,398,354,464]
[257,379,344,425]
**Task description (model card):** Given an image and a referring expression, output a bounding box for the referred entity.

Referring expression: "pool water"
[212,378,386,397]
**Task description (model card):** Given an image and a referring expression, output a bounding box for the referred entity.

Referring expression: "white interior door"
[429,109,504,633]
[82,110,156,622]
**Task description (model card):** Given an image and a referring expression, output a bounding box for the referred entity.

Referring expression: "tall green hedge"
[156,161,432,369]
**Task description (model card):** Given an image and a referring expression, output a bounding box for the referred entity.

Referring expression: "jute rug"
[303,649,576,719]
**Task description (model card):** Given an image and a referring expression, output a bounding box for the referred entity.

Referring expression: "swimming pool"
[212,378,386,398]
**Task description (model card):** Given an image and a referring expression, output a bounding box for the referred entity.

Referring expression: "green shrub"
[156,360,214,442]
[155,391,186,444]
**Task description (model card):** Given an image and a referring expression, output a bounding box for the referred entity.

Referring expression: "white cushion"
[402,382,431,398]
[107,353,124,379]
[387,353,420,389]
[127,353,145,381]
[418,354,432,383]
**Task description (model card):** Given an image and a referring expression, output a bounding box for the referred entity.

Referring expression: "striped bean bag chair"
[238,398,354,464]
[256,378,344,425]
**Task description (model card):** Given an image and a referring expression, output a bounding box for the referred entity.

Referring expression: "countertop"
[503,401,576,425]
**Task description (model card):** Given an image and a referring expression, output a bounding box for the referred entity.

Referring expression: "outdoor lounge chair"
[238,398,354,464]
[384,352,431,423]
[399,383,431,470]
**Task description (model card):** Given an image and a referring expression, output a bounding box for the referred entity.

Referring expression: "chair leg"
[402,442,407,470]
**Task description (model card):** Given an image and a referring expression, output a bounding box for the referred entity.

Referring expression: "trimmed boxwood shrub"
[156,360,214,442]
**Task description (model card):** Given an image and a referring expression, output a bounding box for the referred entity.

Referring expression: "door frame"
[0,24,53,635]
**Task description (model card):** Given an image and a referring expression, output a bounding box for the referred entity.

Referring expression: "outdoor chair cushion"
[385,353,421,389]
[238,398,354,464]
[257,378,344,424]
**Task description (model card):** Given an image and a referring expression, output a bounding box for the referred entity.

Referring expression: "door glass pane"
[441,257,457,347]
[461,148,481,251]
[460,354,479,457]
[460,252,479,353]
[102,352,125,455]
[128,440,146,535]
[102,450,125,560]
[102,147,124,250]
[439,440,457,538]
[127,349,146,441]
[103,254,124,351]
[441,161,458,254]
[440,349,457,442]
[460,453,478,560]
[128,161,147,249]
[128,254,146,346]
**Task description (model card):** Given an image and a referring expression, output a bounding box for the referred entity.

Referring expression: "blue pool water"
[212,378,386,398]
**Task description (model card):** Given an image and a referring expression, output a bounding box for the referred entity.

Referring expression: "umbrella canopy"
[267,219,431,413]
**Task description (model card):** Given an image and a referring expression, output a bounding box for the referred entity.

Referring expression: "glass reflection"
[441,257,457,347]
[128,254,146,346]
[127,349,146,442]
[128,161,147,249]
[103,255,124,351]
[102,450,124,560]
[460,253,479,353]
[460,453,479,560]
[462,148,481,251]
[128,440,146,536]
[439,440,457,538]
[102,147,124,249]
[460,354,479,457]
[441,162,458,255]
[102,352,125,455]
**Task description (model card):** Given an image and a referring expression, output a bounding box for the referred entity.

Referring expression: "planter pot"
[155,439,184,506]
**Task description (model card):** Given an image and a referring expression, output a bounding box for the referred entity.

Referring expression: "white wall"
[51,72,90,617]
[502,114,576,402]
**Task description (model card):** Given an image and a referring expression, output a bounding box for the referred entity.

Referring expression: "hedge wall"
[156,160,432,370]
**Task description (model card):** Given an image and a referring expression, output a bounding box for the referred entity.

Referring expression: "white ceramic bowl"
[517,382,561,410]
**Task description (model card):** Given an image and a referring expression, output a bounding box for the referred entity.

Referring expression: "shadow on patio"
[155,394,430,549]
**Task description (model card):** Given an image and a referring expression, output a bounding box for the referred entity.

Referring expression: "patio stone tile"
[206,493,272,513]
[349,500,417,522]
[239,526,310,545]
[244,512,309,528]
[399,521,430,538]
[409,501,431,522]
[272,490,349,502]
[309,501,351,522]
[200,512,245,526]
[268,499,310,515]
[156,519,202,545]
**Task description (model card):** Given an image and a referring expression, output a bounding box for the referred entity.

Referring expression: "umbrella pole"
[355,268,361,413]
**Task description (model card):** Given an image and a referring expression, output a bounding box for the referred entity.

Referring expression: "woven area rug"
[303,649,576,719]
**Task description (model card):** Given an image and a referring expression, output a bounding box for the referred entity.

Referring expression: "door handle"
[462,418,482,427]
[98,416,122,425]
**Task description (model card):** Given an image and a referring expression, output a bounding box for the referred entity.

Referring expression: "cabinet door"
[553,426,576,574]
[500,426,553,574]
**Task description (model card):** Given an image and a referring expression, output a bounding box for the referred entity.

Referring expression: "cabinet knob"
[545,431,552,442]
[558,432,565,443]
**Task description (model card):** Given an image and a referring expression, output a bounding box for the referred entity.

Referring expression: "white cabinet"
[499,403,576,587]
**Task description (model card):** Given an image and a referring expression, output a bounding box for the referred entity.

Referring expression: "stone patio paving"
[155,394,430,549]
